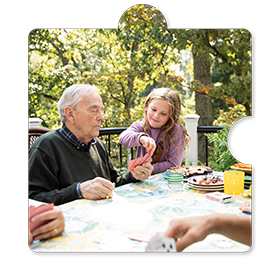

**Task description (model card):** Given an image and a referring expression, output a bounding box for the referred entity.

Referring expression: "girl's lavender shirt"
[119,120,185,174]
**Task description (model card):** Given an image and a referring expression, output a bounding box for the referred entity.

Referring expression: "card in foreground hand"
[127,231,156,243]
[145,234,177,252]
[128,153,152,172]
[29,203,54,232]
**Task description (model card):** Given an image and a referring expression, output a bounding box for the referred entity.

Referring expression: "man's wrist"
[129,172,140,182]
[76,182,84,199]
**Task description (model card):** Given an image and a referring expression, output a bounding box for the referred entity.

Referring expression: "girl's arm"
[119,121,148,148]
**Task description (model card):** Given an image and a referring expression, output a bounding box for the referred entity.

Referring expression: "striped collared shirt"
[59,124,96,153]
[59,124,97,199]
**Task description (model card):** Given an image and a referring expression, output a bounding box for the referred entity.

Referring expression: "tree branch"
[71,56,78,68]
[50,34,69,66]
[107,84,125,105]
[204,30,228,63]
[43,93,59,102]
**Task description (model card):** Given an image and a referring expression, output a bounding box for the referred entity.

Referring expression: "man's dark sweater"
[29,130,137,205]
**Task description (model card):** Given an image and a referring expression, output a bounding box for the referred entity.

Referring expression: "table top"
[31,173,251,252]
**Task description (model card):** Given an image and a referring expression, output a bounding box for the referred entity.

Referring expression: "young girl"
[119,88,190,174]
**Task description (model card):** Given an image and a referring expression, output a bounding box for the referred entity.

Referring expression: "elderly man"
[29,84,153,205]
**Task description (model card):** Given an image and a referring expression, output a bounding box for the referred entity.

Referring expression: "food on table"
[234,163,252,170]
[205,177,211,185]
[211,177,223,184]
[199,178,205,185]
[194,176,223,185]
[168,166,213,179]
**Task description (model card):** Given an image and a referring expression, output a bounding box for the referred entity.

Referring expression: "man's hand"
[30,206,65,243]
[80,177,115,200]
[139,135,156,157]
[131,162,153,181]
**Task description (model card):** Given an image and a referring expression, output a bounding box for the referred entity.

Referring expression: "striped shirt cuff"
[76,182,83,199]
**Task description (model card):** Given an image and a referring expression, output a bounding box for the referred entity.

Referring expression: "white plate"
[188,175,224,186]
[188,183,224,192]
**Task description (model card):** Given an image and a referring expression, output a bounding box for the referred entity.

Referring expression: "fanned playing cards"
[128,153,152,172]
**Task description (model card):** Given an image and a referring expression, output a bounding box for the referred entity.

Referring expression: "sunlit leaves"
[29,6,251,131]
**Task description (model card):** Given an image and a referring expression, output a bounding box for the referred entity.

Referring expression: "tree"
[28,6,184,128]
[82,4,182,121]
[28,9,251,166]
[187,29,252,116]
[173,29,251,163]
[193,50,213,163]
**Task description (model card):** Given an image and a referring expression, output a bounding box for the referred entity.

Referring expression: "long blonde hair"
[142,88,190,158]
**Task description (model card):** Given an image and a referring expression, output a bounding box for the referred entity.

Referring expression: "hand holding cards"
[29,203,54,232]
[145,234,177,252]
[29,204,65,244]
[128,153,152,172]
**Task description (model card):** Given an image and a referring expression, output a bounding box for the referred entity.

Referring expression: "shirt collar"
[59,124,96,153]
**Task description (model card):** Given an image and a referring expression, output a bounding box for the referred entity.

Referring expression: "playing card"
[29,203,54,232]
[128,153,152,172]
[145,234,177,252]
[128,158,140,172]
[127,231,156,243]
[141,153,151,164]
[128,159,136,172]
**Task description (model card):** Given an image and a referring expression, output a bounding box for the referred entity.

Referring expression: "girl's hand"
[139,135,156,157]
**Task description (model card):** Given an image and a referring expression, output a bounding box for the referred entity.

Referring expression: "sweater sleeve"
[119,121,148,148]
[29,146,78,205]
[152,124,185,174]
[100,141,140,186]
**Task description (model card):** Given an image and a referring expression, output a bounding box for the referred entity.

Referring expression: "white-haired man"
[29,84,153,205]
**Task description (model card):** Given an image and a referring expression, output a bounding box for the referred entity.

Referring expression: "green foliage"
[207,123,238,172]
[28,7,185,128]
[28,6,251,171]
[186,29,252,116]
[214,104,246,126]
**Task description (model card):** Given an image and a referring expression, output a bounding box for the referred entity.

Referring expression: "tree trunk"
[192,50,213,164]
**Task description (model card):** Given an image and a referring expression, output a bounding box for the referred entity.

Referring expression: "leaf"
[154,206,171,214]
[171,207,184,214]
[144,182,155,187]
[114,191,127,197]
[82,222,99,233]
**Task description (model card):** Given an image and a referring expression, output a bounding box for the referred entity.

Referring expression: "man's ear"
[64,106,75,123]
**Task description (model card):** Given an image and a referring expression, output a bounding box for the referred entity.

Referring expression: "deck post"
[183,114,200,166]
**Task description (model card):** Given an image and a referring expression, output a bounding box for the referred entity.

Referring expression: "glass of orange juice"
[224,171,245,196]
